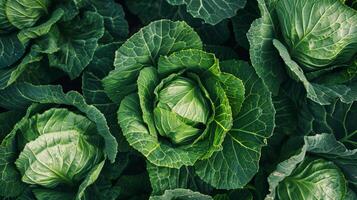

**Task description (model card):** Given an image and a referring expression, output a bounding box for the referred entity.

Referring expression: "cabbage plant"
[102,19,275,191]
[0,1,356,199]
[248,0,357,105]
[266,134,357,200]
[0,0,128,89]
[0,83,117,199]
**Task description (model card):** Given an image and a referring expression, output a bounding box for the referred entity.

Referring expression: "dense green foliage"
[0,0,356,199]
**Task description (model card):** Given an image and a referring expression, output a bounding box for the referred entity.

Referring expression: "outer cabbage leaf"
[47,11,104,79]
[273,39,357,105]
[204,45,238,60]
[85,152,152,200]
[103,19,202,103]
[150,188,213,200]
[213,189,253,200]
[194,60,275,189]
[17,8,64,44]
[126,0,230,45]
[0,34,26,68]
[90,0,129,42]
[0,111,23,140]
[0,49,43,89]
[111,172,151,200]
[273,89,298,136]
[299,99,357,149]
[232,0,259,49]
[76,160,105,199]
[0,146,27,197]
[247,0,287,95]
[32,189,74,200]
[166,0,247,25]
[82,43,121,112]
[352,0,357,9]
[0,0,14,33]
[82,42,131,152]
[346,189,357,200]
[1,0,128,90]
[147,161,213,195]
[138,67,160,137]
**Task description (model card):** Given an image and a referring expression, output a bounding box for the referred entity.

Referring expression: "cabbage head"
[248,0,357,105]
[0,83,117,199]
[103,19,275,191]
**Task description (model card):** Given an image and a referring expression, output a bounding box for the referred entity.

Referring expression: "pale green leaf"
[5,0,50,29]
[276,158,346,200]
[276,0,357,70]
[154,107,202,144]
[157,76,209,124]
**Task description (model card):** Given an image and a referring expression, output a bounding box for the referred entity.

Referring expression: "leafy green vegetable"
[103,19,274,193]
[266,133,356,200]
[0,0,128,89]
[126,0,231,45]
[0,83,117,199]
[248,0,357,105]
[0,1,356,199]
